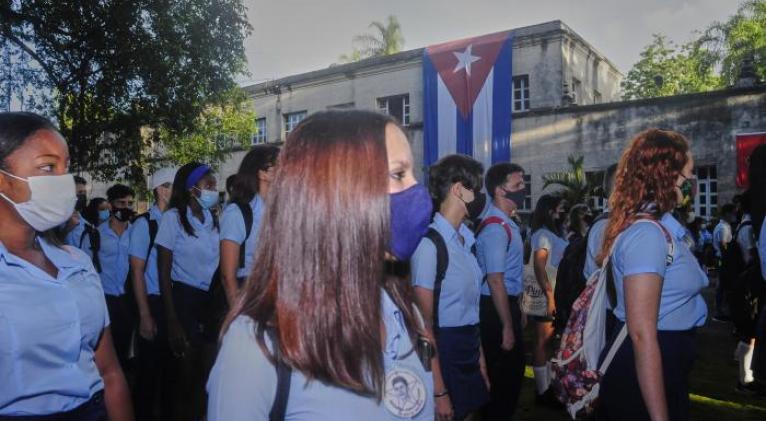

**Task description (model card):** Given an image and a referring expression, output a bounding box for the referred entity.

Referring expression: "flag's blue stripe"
[456,109,473,156]
[492,34,513,163]
[422,52,440,167]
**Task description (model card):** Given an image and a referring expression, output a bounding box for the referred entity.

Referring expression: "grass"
[515,278,766,420]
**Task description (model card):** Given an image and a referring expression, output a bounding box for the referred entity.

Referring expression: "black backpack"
[720,221,751,289]
[553,212,608,334]
[79,223,102,273]
[234,201,254,270]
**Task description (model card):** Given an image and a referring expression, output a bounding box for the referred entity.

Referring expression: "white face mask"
[0,169,77,231]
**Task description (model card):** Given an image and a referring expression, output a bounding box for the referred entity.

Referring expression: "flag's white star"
[453,45,481,76]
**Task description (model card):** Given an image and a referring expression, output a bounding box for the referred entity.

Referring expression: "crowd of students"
[0,110,765,421]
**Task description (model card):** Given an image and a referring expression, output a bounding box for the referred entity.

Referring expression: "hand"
[167,317,189,358]
[479,353,491,391]
[546,292,557,318]
[435,393,454,421]
[138,313,157,341]
[501,324,515,351]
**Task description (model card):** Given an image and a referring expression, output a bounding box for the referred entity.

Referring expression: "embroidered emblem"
[383,366,426,418]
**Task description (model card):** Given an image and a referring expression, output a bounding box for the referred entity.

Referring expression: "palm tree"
[542,155,603,206]
[339,15,404,63]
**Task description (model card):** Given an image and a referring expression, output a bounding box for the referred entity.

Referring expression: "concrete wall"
[511,87,766,216]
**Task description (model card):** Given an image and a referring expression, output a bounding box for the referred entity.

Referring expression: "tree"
[542,155,603,206]
[0,1,252,184]
[339,15,404,63]
[622,0,765,100]
[697,0,766,86]
[621,35,720,100]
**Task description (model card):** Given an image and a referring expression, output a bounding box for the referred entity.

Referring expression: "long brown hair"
[597,129,689,265]
[223,110,423,398]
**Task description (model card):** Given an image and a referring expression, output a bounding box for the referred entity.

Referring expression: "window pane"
[710,181,717,191]
[700,183,706,193]
[697,167,707,179]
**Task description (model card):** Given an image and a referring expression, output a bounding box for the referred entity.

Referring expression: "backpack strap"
[477,216,513,252]
[80,224,102,273]
[266,327,292,421]
[135,212,159,263]
[235,201,254,270]
[423,228,448,330]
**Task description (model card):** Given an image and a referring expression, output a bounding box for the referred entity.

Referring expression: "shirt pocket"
[8,298,81,366]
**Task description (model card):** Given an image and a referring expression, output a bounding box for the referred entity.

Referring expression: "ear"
[449,182,463,199]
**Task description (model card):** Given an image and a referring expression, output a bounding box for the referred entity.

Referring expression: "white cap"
[149,167,177,190]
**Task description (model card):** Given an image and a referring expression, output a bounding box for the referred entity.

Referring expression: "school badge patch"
[383,366,426,418]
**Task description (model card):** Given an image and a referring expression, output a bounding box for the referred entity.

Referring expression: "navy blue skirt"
[597,321,697,421]
[0,391,106,421]
[436,324,490,420]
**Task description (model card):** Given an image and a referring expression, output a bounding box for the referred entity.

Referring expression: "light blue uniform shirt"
[219,195,264,279]
[531,228,568,268]
[611,213,709,331]
[64,213,86,248]
[760,216,766,280]
[410,213,483,327]
[584,217,608,280]
[207,290,434,421]
[476,204,524,296]
[0,239,109,416]
[81,221,131,296]
[128,205,163,295]
[155,208,220,291]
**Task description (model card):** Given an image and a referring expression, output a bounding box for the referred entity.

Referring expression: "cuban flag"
[423,30,513,170]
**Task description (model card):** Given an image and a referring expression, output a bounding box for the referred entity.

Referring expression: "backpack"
[265,327,292,421]
[234,201,254,270]
[79,223,102,273]
[720,221,751,290]
[550,219,674,419]
[554,213,609,333]
[422,216,512,328]
[133,212,159,263]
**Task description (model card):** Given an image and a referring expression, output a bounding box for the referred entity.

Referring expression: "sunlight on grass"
[690,393,766,412]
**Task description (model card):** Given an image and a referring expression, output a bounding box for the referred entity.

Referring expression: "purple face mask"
[390,183,433,261]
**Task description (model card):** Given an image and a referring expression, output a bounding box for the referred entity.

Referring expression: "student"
[219,144,279,306]
[713,204,737,321]
[0,112,132,420]
[83,197,110,227]
[529,194,568,405]
[596,129,708,421]
[410,154,489,420]
[475,162,527,421]
[156,162,220,421]
[207,110,434,421]
[583,163,617,280]
[566,204,592,242]
[63,175,89,246]
[129,167,176,421]
[81,184,136,368]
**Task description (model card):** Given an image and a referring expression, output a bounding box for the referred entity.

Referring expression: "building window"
[377,94,410,125]
[586,170,607,211]
[694,165,717,220]
[593,90,602,104]
[252,118,267,145]
[283,111,307,137]
[512,75,530,112]
[520,174,532,211]
[571,78,582,102]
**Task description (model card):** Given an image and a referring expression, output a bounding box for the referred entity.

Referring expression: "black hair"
[74,175,87,185]
[531,194,564,235]
[427,154,484,206]
[720,203,736,217]
[0,112,58,170]
[485,162,524,198]
[83,197,108,225]
[229,144,280,205]
[749,144,766,236]
[568,203,592,237]
[106,184,135,203]
[739,190,752,214]
[169,162,218,236]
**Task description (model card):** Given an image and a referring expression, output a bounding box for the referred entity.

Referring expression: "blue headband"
[186,164,211,190]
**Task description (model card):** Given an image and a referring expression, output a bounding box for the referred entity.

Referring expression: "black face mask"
[112,208,135,223]
[75,194,87,212]
[503,188,526,208]
[465,191,487,220]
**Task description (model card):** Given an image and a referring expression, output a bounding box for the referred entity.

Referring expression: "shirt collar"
[660,213,687,241]
[486,204,518,229]
[149,204,163,220]
[743,214,751,223]
[0,237,89,273]
[432,213,476,249]
[381,289,405,359]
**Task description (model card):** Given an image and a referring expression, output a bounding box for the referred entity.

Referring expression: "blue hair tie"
[186,164,211,190]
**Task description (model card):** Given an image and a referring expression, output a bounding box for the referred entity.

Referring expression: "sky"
[240,0,739,84]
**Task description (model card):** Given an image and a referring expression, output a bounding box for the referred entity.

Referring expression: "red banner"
[736,132,766,188]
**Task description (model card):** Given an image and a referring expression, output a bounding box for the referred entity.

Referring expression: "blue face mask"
[195,188,219,210]
[389,183,433,261]
[98,209,110,223]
